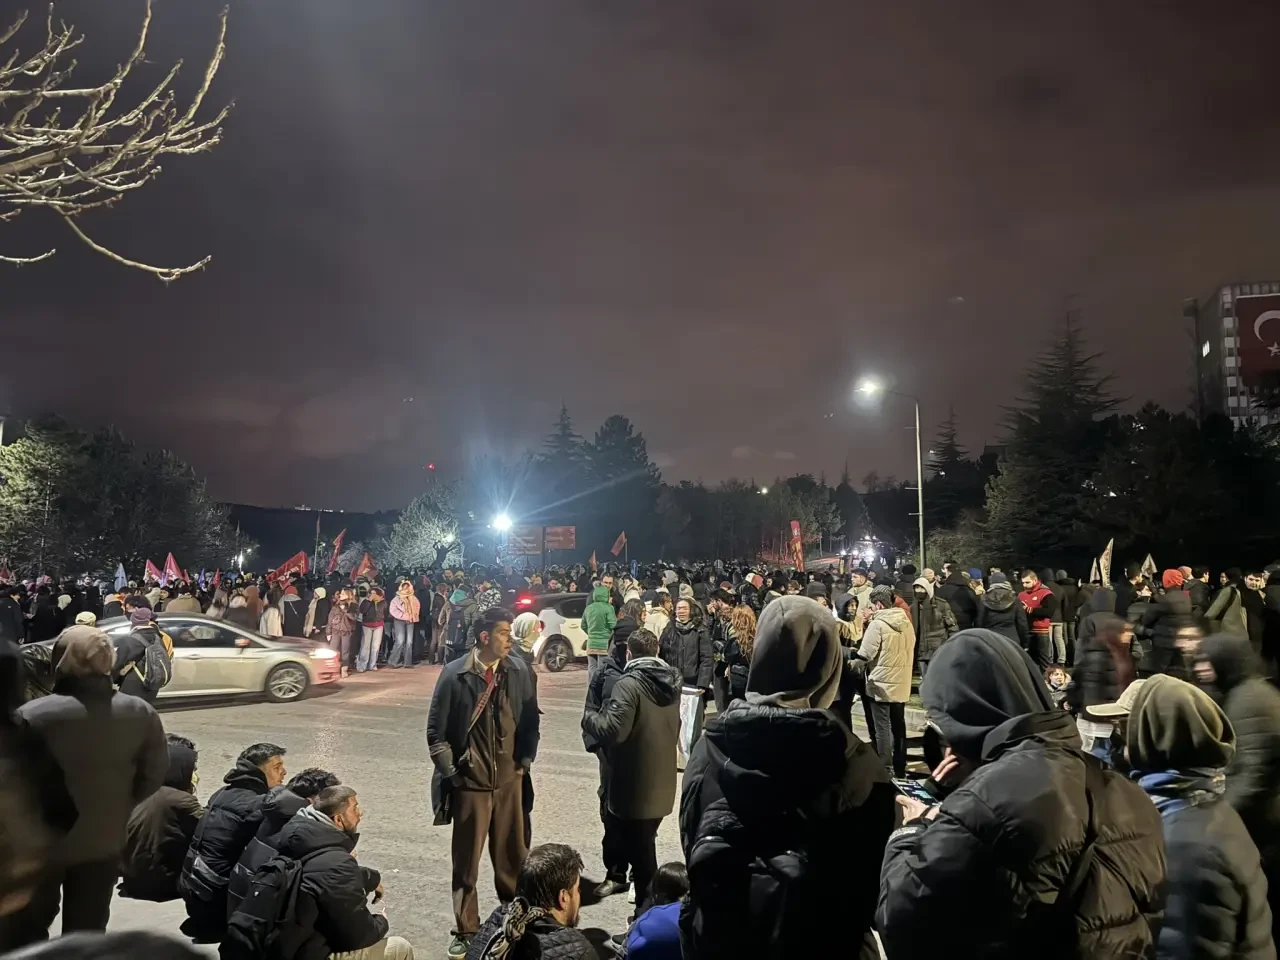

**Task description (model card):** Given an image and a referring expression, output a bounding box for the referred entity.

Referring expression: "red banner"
[610,531,628,557]
[327,529,347,575]
[212,569,222,590]
[589,550,597,572]
[350,552,377,582]
[163,552,186,585]
[0,562,10,583]
[144,559,162,583]
[268,551,310,583]
[1236,294,1280,389]
[789,520,804,571]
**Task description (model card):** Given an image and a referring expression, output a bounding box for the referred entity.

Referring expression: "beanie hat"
[804,581,829,601]
[988,572,1010,585]
[74,611,98,626]
[1127,674,1235,772]
[968,568,983,581]
[52,625,115,678]
[678,583,695,601]
[913,577,934,599]
[1161,569,1185,590]
[449,589,467,605]
[130,607,154,627]
[869,585,895,608]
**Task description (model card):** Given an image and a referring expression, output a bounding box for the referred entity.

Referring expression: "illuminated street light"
[492,513,513,532]
[853,374,926,569]
[443,533,455,543]
[855,378,883,397]
[759,486,768,495]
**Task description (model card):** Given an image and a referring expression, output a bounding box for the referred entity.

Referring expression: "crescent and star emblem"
[1252,309,1280,357]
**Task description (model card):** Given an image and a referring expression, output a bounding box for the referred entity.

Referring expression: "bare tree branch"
[0,1,230,280]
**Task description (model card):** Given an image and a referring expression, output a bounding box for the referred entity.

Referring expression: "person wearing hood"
[856,585,914,777]
[303,586,329,640]
[1069,611,1140,765]
[909,577,957,684]
[975,573,1031,651]
[226,767,340,916]
[164,584,201,615]
[1197,632,1280,937]
[388,580,421,669]
[178,741,287,942]
[4,627,167,950]
[1206,569,1249,638]
[443,588,478,665]
[936,567,979,631]
[119,734,204,903]
[224,594,257,633]
[1135,570,1194,679]
[582,616,628,898]
[582,585,617,681]
[1117,675,1275,960]
[258,586,284,638]
[877,629,1165,960]
[679,595,895,960]
[239,785,412,960]
[581,628,680,915]
[326,589,358,679]
[509,612,540,667]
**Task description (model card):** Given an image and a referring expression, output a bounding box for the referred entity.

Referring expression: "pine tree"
[927,407,967,478]
[543,404,584,463]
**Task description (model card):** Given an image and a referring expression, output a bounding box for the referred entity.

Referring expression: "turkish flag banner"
[1236,294,1280,390]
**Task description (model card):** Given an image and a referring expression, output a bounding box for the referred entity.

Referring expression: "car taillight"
[517,595,534,607]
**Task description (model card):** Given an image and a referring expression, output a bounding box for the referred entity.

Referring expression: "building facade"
[1191,281,1280,427]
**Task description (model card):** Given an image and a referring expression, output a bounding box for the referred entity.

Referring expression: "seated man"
[120,734,205,902]
[467,843,592,960]
[272,785,413,960]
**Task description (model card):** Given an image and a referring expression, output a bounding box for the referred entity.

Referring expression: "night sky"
[3,0,1280,511]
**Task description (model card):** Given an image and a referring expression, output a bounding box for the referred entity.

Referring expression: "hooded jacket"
[1206,582,1249,638]
[679,599,894,960]
[936,571,979,630]
[857,606,914,703]
[120,739,204,902]
[1068,612,1138,717]
[878,630,1165,960]
[1126,675,1275,960]
[1199,633,1280,866]
[911,578,957,661]
[272,806,386,960]
[280,591,306,637]
[227,785,314,915]
[582,657,681,820]
[660,617,713,690]
[581,654,624,754]
[582,586,617,654]
[1136,588,1193,678]
[975,578,1031,650]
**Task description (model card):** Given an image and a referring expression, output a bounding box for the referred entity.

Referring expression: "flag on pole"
[0,561,11,584]
[350,552,376,582]
[268,551,310,583]
[212,569,222,590]
[144,559,163,583]
[163,553,184,585]
[589,550,598,572]
[1088,557,1100,585]
[327,529,347,576]
[1140,554,1157,579]
[1098,538,1115,589]
[114,563,128,592]
[789,520,805,572]
[610,531,627,557]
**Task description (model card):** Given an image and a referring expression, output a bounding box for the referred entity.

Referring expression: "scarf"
[479,897,550,959]
[1134,768,1225,815]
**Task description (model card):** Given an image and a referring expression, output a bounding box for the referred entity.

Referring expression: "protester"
[582,622,627,899]
[1207,568,1249,637]
[427,607,540,959]
[280,582,306,637]
[178,742,287,942]
[680,595,895,959]
[3,626,168,950]
[1186,565,1212,621]
[722,604,755,703]
[1134,569,1194,679]
[857,584,914,776]
[877,629,1165,959]
[388,580,420,669]
[442,588,478,665]
[936,565,979,631]
[581,628,680,917]
[1017,568,1057,668]
[1118,674,1275,960]
[357,587,387,672]
[910,576,957,682]
[258,587,284,637]
[224,595,257,632]
[583,585,617,680]
[974,572,1030,650]
[465,843,592,960]
[1069,612,1139,765]
[111,608,172,704]
[302,586,328,639]
[119,734,204,903]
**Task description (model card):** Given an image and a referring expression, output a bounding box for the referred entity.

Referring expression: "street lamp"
[759,487,768,495]
[855,377,926,570]
[492,513,512,532]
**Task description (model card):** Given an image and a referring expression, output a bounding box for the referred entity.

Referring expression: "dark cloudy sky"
[4,0,1280,511]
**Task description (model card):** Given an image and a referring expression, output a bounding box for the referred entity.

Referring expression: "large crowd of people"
[2,554,1280,958]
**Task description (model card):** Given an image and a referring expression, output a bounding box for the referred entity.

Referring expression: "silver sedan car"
[92,613,342,702]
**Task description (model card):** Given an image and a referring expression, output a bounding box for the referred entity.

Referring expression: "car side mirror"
[235,637,251,649]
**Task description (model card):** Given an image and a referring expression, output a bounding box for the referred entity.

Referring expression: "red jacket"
[1019,584,1056,634]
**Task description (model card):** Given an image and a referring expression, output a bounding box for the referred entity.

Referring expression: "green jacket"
[582,586,617,653]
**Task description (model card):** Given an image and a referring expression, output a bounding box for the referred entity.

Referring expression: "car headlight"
[310,648,338,660]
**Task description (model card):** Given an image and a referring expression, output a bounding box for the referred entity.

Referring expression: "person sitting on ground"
[623,862,687,960]
[466,842,592,960]
[178,742,287,942]
[119,734,205,902]
[226,767,340,916]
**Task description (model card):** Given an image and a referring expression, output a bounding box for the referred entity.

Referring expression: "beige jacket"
[857,606,914,703]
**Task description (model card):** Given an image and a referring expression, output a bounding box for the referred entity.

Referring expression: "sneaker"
[594,879,629,899]
[446,934,472,958]
[340,667,349,679]
[626,883,636,904]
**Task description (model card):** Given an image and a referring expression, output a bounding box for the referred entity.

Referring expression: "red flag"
[789,520,804,571]
[212,569,222,590]
[610,531,627,557]
[163,553,183,584]
[350,552,377,582]
[589,550,597,572]
[0,561,11,583]
[268,551,310,583]
[327,528,347,576]
[144,559,163,583]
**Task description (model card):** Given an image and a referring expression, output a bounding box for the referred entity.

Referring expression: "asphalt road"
[102,662,684,957]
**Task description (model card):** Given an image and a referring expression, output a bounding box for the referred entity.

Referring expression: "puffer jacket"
[120,740,203,902]
[1068,613,1138,717]
[1200,634,1280,867]
[1137,589,1193,678]
[1137,772,1274,960]
[976,580,1030,650]
[679,701,894,959]
[660,618,713,690]
[582,586,617,654]
[227,785,312,915]
[857,607,914,703]
[466,902,594,960]
[912,590,957,662]
[581,654,623,753]
[723,626,750,702]
[936,572,979,630]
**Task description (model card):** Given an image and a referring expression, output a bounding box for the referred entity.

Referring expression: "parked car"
[529,593,589,672]
[23,613,340,703]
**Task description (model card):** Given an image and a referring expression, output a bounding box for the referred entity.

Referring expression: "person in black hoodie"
[226,767,339,916]
[0,582,25,644]
[582,628,680,915]
[582,625,626,899]
[679,596,895,960]
[265,785,412,960]
[935,568,978,631]
[178,742,287,942]
[878,629,1165,960]
[119,734,205,902]
[974,574,1030,651]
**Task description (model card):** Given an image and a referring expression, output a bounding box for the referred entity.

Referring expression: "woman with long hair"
[205,588,229,620]
[724,603,757,703]
[258,586,283,637]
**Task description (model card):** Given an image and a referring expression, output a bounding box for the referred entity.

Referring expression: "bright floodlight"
[492,513,513,532]
[443,533,455,544]
[856,378,883,396]
[759,486,769,495]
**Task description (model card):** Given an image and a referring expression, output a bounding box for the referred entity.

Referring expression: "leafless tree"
[0,1,229,281]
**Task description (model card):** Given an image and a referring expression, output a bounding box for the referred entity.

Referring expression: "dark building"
[1190,281,1280,427]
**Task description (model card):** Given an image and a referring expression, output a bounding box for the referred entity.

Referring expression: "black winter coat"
[227,786,311,914]
[280,595,306,637]
[878,711,1166,960]
[582,657,681,821]
[659,619,712,690]
[912,595,957,661]
[975,583,1030,650]
[581,655,623,753]
[722,628,750,702]
[936,573,979,630]
[679,701,894,960]
[274,809,386,960]
[1186,579,1211,621]
[1056,577,1081,624]
[1068,613,1137,716]
[1155,791,1274,960]
[120,786,203,902]
[1137,590,1193,678]
[0,595,23,644]
[466,903,594,960]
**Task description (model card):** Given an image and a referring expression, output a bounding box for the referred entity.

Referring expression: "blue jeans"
[389,619,414,667]
[358,625,383,672]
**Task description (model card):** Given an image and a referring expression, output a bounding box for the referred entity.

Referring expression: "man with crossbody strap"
[426,606,540,960]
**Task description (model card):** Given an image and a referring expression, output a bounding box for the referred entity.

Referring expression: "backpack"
[684,796,818,959]
[131,630,173,694]
[221,849,324,960]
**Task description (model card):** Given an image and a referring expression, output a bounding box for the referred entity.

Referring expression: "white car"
[528,592,590,672]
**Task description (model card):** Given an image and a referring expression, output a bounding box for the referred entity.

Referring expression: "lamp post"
[856,378,926,571]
